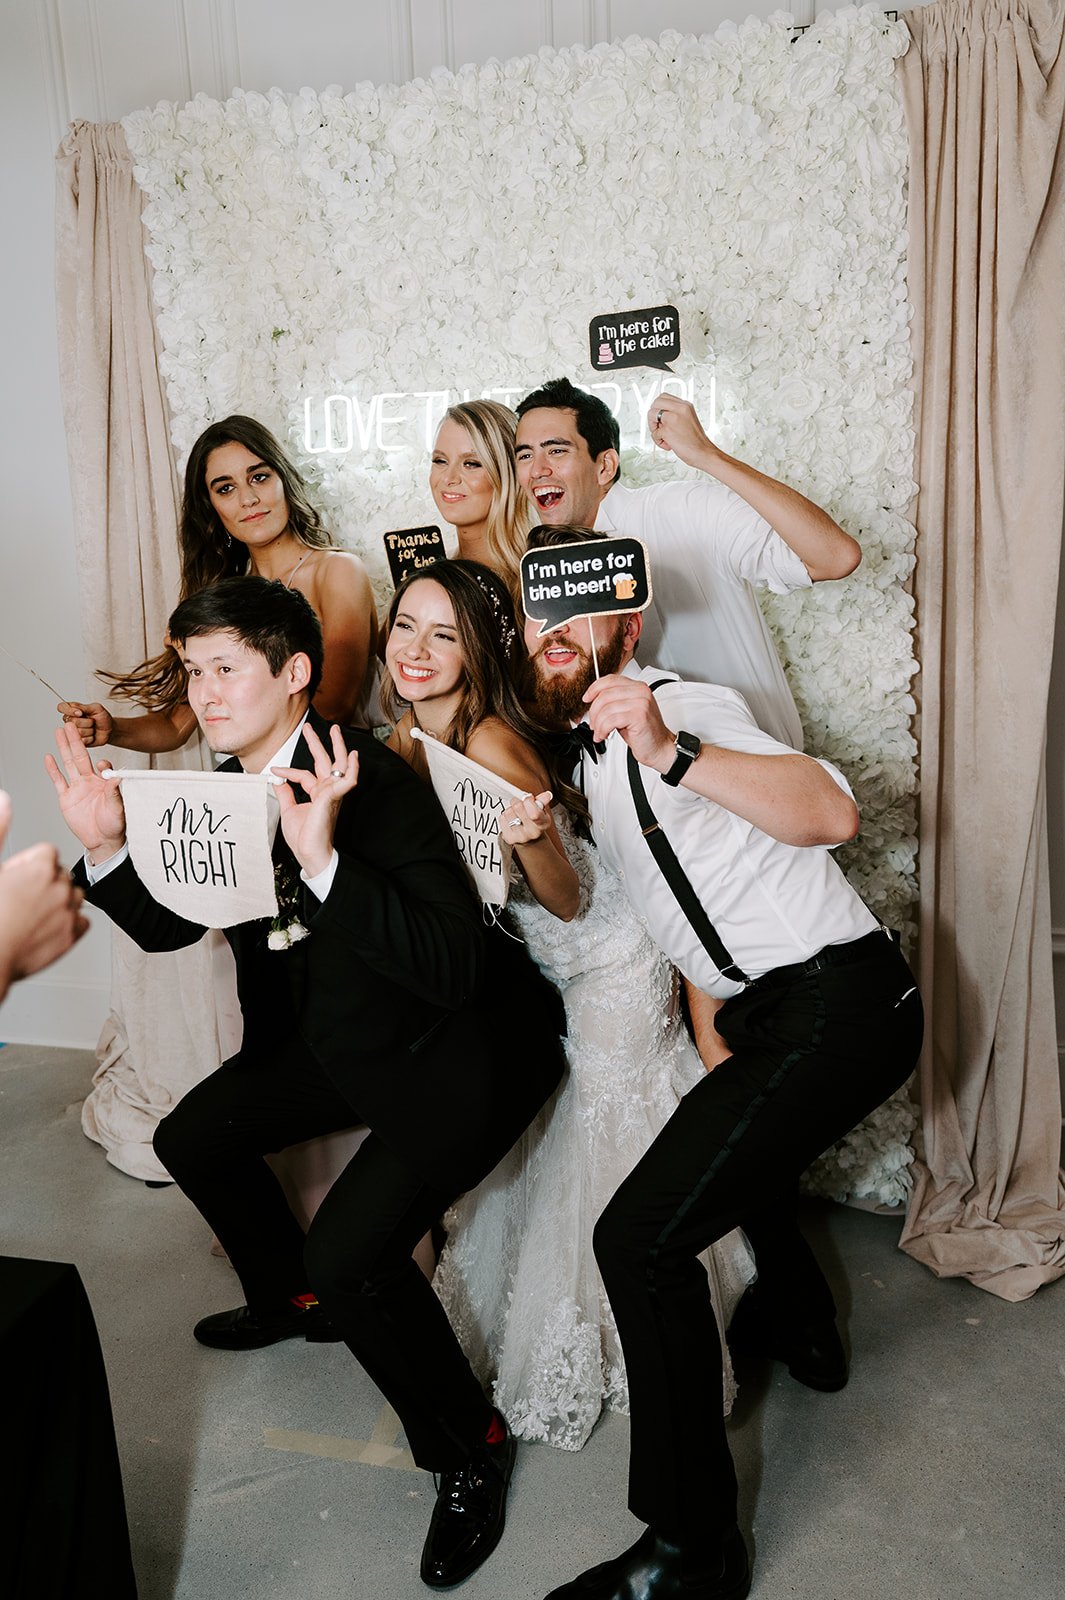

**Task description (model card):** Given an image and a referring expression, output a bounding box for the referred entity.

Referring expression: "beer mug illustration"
[613,574,638,601]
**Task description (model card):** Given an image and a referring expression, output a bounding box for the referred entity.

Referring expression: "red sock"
[484,1410,506,1445]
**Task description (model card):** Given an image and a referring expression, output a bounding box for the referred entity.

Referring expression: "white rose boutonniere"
[269,860,309,951]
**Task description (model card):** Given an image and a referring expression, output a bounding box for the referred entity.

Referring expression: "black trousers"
[153,1042,494,1471]
[592,935,923,1548]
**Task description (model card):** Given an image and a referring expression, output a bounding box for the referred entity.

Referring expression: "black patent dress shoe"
[543,1524,751,1600]
[728,1293,848,1392]
[193,1301,342,1349]
[420,1422,517,1588]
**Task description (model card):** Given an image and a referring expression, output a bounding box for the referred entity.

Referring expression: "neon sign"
[301,375,714,457]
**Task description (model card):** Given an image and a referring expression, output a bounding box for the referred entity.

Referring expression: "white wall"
[0,2,112,1046]
[4,0,1059,1087]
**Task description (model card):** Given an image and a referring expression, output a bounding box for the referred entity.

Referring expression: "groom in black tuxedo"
[47,576,566,1590]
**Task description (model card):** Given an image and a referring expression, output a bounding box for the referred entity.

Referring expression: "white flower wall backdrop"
[124,6,918,1205]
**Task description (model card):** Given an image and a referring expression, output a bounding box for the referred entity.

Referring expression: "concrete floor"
[1,1041,1062,1600]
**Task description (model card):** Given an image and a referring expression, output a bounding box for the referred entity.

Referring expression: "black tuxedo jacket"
[76,710,565,1190]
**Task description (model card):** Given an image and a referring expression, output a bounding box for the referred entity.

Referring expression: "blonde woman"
[430,400,531,596]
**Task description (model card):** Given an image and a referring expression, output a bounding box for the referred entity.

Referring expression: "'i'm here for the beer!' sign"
[521,536,652,637]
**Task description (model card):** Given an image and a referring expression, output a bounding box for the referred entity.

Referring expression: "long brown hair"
[99,416,333,710]
[385,559,585,817]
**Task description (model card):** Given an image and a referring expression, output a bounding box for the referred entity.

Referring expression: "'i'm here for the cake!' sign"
[589,304,680,372]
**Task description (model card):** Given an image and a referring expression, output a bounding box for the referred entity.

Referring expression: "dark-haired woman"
[382,559,753,1452]
[59,416,377,747]
[385,560,579,922]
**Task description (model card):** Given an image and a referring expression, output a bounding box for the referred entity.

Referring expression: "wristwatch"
[661,729,701,787]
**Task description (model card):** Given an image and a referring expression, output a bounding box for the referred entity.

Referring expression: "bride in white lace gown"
[381,552,754,1453]
[433,810,754,1450]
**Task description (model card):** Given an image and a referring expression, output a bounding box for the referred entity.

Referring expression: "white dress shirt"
[583,663,878,998]
[595,479,809,750]
[84,713,339,903]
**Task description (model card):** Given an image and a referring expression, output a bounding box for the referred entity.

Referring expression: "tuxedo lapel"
[216,722,317,1014]
[217,712,317,867]
[266,721,317,1018]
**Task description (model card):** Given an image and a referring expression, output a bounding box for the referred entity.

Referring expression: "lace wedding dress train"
[433,812,755,1451]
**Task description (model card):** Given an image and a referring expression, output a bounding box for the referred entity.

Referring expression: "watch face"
[677,731,700,759]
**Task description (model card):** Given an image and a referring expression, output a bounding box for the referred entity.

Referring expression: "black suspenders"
[625,680,750,987]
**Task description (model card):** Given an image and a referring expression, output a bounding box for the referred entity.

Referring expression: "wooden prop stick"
[587,615,600,678]
[0,640,67,702]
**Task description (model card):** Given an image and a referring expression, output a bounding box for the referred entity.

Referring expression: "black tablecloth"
[0,1256,138,1598]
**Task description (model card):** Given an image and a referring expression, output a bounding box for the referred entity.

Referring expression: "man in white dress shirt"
[514,376,861,748]
[515,378,862,1070]
[524,530,923,1600]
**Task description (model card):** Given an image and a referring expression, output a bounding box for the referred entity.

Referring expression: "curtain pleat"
[55,121,227,1181]
[898,0,1065,1299]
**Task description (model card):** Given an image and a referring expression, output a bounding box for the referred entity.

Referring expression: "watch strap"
[661,729,700,787]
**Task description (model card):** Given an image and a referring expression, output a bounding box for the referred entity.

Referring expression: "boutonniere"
[268,859,309,951]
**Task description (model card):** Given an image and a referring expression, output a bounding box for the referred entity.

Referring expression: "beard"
[528,620,627,725]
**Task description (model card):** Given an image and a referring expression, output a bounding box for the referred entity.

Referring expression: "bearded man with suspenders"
[524,527,922,1600]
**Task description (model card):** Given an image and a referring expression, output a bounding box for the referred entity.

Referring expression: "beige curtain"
[898,0,1065,1299]
[55,121,230,1182]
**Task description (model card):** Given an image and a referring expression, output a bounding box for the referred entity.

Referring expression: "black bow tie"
[548,722,603,764]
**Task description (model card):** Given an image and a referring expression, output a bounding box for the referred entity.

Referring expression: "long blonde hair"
[438,399,531,596]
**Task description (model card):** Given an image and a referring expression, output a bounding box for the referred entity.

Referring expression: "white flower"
[846,424,890,477]
[774,375,824,424]
[367,259,427,317]
[708,93,766,145]
[631,141,676,193]
[789,51,844,109]
[569,71,633,137]
[332,325,381,375]
[384,101,436,159]
[505,303,556,366]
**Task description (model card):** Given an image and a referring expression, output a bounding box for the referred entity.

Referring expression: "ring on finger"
[507,818,522,828]
[329,768,345,778]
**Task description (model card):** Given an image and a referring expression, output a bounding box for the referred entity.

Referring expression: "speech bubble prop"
[383,525,447,587]
[103,770,280,928]
[589,304,680,372]
[521,537,653,639]
[410,729,525,908]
